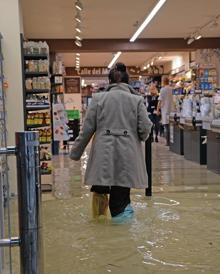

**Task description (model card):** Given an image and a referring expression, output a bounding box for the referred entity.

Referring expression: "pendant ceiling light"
[75,40,82,47]
[195,33,202,40]
[74,1,83,68]
[75,12,82,23]
[75,0,83,11]
[75,23,82,33]
[75,35,82,41]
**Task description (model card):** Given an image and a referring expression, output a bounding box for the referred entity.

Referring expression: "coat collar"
[106,83,140,96]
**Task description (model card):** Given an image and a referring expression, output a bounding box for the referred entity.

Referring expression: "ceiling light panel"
[130,0,167,42]
[107,51,122,69]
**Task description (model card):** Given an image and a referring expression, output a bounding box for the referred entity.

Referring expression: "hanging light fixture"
[187,37,195,45]
[75,23,82,33]
[75,0,83,11]
[75,12,82,23]
[75,35,82,41]
[76,53,80,56]
[75,40,82,47]
[195,32,202,40]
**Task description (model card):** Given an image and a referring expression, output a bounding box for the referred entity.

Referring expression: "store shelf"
[24,53,48,60]
[25,71,49,77]
[51,92,64,95]
[40,141,51,145]
[26,124,51,129]
[26,89,50,94]
[41,183,52,192]
[26,105,50,111]
[40,159,52,162]
[41,170,52,175]
[51,83,63,86]
[52,73,63,76]
[79,74,108,77]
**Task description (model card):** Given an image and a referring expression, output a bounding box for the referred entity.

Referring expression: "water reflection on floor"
[43,143,220,274]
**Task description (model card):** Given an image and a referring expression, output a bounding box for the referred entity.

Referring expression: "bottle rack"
[22,40,53,192]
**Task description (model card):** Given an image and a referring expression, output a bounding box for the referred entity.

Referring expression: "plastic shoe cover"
[112,204,134,224]
[92,193,108,219]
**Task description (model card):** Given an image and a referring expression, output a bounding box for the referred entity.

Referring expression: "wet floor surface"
[41,143,220,274]
[7,142,220,274]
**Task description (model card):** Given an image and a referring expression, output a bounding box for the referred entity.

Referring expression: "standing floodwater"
[41,144,220,274]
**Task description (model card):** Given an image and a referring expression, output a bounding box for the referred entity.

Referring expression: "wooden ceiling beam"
[34,38,220,53]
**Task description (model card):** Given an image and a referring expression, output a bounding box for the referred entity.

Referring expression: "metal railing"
[0,131,44,274]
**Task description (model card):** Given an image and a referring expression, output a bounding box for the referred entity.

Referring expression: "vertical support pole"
[16,131,44,274]
[145,133,152,196]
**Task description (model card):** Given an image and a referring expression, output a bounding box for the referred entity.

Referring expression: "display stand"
[207,123,220,174]
[183,118,207,165]
[21,39,52,192]
[169,114,184,155]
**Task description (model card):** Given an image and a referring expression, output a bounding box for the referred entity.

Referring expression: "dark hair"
[163,77,170,86]
[108,62,129,84]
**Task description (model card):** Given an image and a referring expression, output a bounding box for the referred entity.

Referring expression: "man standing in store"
[157,77,173,146]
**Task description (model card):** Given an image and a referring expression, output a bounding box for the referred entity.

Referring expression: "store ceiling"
[59,52,186,67]
[21,0,220,39]
[21,0,220,67]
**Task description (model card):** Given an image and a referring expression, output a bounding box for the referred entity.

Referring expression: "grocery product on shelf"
[40,162,52,175]
[40,146,52,161]
[25,77,51,90]
[181,96,193,118]
[26,112,51,126]
[171,66,218,124]
[26,94,50,106]
[213,91,220,119]
[25,60,49,73]
[200,97,213,118]
[39,128,52,143]
[52,61,64,75]
[23,41,49,55]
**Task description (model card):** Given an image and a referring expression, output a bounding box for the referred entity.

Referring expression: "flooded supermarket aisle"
[41,143,220,274]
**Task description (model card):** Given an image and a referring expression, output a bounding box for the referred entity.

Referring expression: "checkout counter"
[183,117,207,165]
[206,120,220,174]
[169,113,184,155]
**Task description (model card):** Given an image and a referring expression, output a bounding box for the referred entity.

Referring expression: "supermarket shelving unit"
[21,39,53,192]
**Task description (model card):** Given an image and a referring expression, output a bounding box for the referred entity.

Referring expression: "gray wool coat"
[70,83,152,189]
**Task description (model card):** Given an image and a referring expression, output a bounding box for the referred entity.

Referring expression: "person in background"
[147,83,159,142]
[70,63,152,223]
[157,77,173,146]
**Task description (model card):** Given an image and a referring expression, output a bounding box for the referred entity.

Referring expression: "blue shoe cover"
[112,204,134,224]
